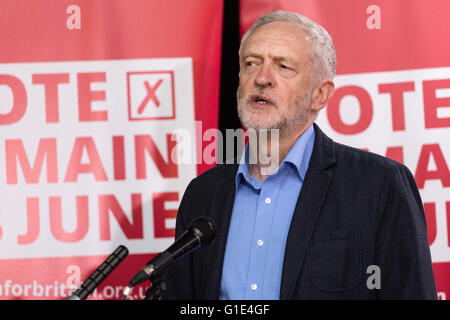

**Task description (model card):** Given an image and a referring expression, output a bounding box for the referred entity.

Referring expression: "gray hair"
[239,10,337,85]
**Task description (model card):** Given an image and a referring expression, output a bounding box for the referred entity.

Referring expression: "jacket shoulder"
[186,163,237,191]
[333,141,409,173]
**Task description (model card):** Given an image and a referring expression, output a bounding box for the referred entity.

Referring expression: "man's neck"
[247,124,311,183]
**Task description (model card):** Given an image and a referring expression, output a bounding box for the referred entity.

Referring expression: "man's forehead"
[240,22,312,64]
[240,21,312,57]
[246,21,311,44]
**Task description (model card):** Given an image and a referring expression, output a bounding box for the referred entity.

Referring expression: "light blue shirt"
[219,124,315,300]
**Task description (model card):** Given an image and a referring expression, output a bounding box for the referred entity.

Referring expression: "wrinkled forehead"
[240,21,314,64]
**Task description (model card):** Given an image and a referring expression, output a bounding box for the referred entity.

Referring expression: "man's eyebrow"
[242,53,297,66]
[241,53,263,61]
[271,55,297,66]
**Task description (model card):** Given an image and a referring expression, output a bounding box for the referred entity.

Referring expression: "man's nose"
[255,64,275,88]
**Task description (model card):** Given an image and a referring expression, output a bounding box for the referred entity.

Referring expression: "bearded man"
[163,10,437,300]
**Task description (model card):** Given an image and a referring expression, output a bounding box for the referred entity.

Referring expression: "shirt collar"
[282,124,315,180]
[235,124,315,186]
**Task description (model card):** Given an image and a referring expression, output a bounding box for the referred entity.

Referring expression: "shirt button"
[257,240,264,247]
[251,284,258,291]
[264,197,271,204]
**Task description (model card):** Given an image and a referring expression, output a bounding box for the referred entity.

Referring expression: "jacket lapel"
[280,123,336,299]
[202,163,238,299]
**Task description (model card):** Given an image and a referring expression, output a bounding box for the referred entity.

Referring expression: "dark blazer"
[163,123,437,299]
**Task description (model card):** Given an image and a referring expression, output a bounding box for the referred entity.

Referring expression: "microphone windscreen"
[188,217,217,245]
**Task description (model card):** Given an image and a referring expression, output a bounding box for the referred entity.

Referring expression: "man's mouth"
[250,94,275,107]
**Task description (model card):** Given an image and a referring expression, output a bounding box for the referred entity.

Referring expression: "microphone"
[68,245,129,300]
[122,217,216,299]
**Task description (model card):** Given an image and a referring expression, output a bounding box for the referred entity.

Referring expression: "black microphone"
[68,245,129,300]
[122,217,216,298]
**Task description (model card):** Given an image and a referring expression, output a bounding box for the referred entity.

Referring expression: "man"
[162,11,437,299]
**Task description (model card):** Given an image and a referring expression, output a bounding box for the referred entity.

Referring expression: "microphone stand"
[143,273,167,300]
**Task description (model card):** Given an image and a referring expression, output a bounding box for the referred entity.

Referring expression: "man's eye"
[279,64,296,77]
[246,61,255,67]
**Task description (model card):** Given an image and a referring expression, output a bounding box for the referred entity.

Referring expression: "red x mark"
[137,79,164,114]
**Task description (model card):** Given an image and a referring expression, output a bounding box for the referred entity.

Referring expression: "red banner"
[240,0,450,300]
[0,0,223,299]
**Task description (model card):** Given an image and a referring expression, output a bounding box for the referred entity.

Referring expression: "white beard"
[237,88,312,137]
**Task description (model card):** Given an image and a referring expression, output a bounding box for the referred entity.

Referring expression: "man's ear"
[311,79,335,112]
